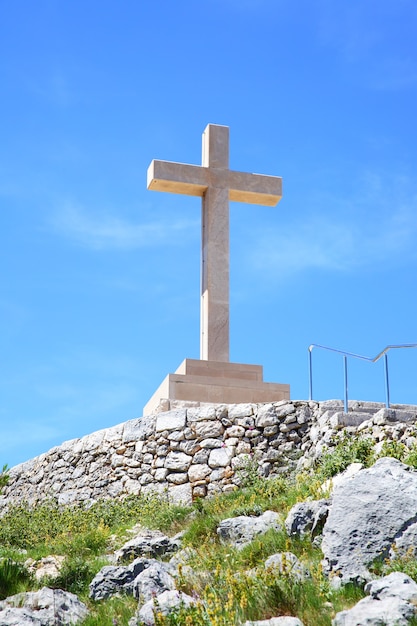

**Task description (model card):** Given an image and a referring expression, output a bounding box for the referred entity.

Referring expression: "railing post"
[384,353,390,408]
[343,355,348,413]
[308,349,313,401]
[308,343,417,409]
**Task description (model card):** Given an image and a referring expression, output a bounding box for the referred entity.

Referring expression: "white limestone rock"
[0,587,88,625]
[225,425,246,437]
[24,555,65,581]
[285,499,330,537]
[132,562,176,604]
[156,410,187,433]
[133,589,196,626]
[166,473,188,485]
[322,458,417,585]
[198,438,222,448]
[209,447,233,468]
[333,572,417,625]
[123,416,156,442]
[217,510,280,549]
[275,403,296,418]
[228,404,255,419]
[255,404,279,428]
[168,483,192,505]
[164,451,193,472]
[187,405,217,421]
[191,420,224,438]
[188,464,211,482]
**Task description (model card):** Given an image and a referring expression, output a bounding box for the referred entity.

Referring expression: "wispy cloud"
[0,420,63,455]
[247,174,417,281]
[0,349,145,466]
[51,204,198,250]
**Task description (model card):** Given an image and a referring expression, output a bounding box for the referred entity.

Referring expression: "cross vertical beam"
[201,125,230,361]
[147,123,282,363]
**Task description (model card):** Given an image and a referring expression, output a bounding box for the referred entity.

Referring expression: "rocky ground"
[2,401,417,624]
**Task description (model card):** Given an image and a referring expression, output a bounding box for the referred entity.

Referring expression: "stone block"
[228,404,255,419]
[330,411,374,429]
[156,410,187,433]
[255,404,278,428]
[143,359,289,415]
[164,452,193,472]
[191,420,224,438]
[188,464,211,482]
[166,473,188,485]
[123,416,155,443]
[199,438,223,449]
[168,483,192,505]
[209,447,233,468]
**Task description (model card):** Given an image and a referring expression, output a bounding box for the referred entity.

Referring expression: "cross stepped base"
[143,358,290,415]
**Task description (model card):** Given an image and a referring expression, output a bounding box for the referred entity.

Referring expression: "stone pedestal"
[143,359,290,415]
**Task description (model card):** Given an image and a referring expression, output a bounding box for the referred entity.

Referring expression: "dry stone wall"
[2,399,417,510]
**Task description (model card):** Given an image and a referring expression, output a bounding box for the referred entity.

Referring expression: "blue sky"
[1,0,417,468]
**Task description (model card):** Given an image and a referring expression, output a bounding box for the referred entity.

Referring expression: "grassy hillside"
[1,436,417,625]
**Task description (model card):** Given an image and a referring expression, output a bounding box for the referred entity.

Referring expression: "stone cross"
[147,124,282,362]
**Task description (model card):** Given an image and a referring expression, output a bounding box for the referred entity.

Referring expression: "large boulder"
[132,561,176,604]
[217,510,280,549]
[0,587,88,625]
[333,572,417,625]
[114,529,182,563]
[89,557,151,600]
[322,458,417,585]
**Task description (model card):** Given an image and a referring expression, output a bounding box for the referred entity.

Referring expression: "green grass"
[1,445,417,625]
[314,429,417,482]
[0,493,190,558]
[81,595,138,625]
[0,558,33,600]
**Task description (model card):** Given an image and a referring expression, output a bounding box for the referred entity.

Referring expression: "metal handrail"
[308,343,417,412]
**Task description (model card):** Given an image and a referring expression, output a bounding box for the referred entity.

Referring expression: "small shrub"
[377,439,406,461]
[404,448,417,469]
[46,555,104,596]
[370,548,417,582]
[0,464,9,493]
[316,432,375,479]
[236,455,263,488]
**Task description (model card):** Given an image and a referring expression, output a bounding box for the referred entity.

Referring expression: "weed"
[0,558,33,600]
[0,464,9,493]
[236,455,264,488]
[81,594,137,625]
[315,432,375,479]
[45,555,106,596]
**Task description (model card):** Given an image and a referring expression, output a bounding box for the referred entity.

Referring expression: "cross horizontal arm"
[228,171,282,206]
[147,160,209,197]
